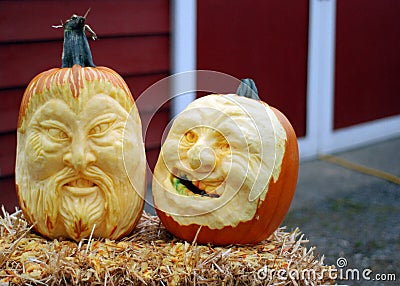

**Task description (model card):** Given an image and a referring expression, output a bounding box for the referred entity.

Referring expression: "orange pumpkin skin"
[155,103,299,245]
[18,65,134,127]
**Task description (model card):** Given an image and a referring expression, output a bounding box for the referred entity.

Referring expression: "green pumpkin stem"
[54,13,97,68]
[236,78,260,100]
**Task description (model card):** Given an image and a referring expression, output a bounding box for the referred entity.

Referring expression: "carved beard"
[59,183,105,240]
[18,165,125,241]
[58,165,116,240]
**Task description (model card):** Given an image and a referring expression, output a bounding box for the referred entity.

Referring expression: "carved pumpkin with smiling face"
[15,14,146,241]
[152,79,298,245]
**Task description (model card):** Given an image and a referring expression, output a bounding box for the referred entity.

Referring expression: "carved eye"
[88,114,117,138]
[45,127,68,143]
[184,130,198,144]
[89,122,113,136]
[40,121,69,142]
[219,142,230,152]
[214,132,229,153]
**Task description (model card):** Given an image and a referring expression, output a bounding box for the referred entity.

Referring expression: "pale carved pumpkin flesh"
[15,14,146,241]
[152,80,299,245]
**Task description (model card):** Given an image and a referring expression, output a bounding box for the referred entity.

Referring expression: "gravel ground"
[284,180,400,285]
[283,138,400,286]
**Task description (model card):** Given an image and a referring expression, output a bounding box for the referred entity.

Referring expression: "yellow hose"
[318,154,400,185]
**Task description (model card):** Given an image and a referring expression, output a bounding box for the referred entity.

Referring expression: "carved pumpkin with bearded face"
[152,79,298,245]
[15,14,146,241]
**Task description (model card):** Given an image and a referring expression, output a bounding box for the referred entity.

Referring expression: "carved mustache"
[53,165,114,196]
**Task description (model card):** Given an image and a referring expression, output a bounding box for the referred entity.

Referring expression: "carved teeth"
[193,181,206,191]
[205,185,215,194]
[67,179,95,188]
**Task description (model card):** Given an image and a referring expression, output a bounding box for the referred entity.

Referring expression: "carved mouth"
[172,174,222,198]
[63,178,99,196]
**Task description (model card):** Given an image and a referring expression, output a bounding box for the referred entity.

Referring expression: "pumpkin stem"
[236,78,259,100]
[56,14,96,68]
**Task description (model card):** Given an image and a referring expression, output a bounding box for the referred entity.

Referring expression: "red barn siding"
[0,0,170,42]
[0,89,23,133]
[0,0,170,212]
[0,133,16,177]
[0,178,18,213]
[197,0,309,137]
[0,37,169,88]
[334,0,400,129]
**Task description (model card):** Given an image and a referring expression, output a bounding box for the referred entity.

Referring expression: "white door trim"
[170,0,197,118]
[300,0,337,159]
[302,0,400,158]
[320,115,400,154]
[171,0,400,159]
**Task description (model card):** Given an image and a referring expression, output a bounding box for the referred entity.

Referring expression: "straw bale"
[0,206,335,285]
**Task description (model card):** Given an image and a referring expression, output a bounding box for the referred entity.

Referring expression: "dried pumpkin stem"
[55,14,96,68]
[236,78,260,100]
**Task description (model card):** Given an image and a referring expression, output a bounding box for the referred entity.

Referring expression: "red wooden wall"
[197,0,309,138]
[0,0,170,212]
[334,0,400,129]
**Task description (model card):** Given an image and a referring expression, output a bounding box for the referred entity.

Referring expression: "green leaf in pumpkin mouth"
[172,176,220,198]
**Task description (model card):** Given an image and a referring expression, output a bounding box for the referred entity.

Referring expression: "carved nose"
[187,145,216,172]
[63,142,96,171]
